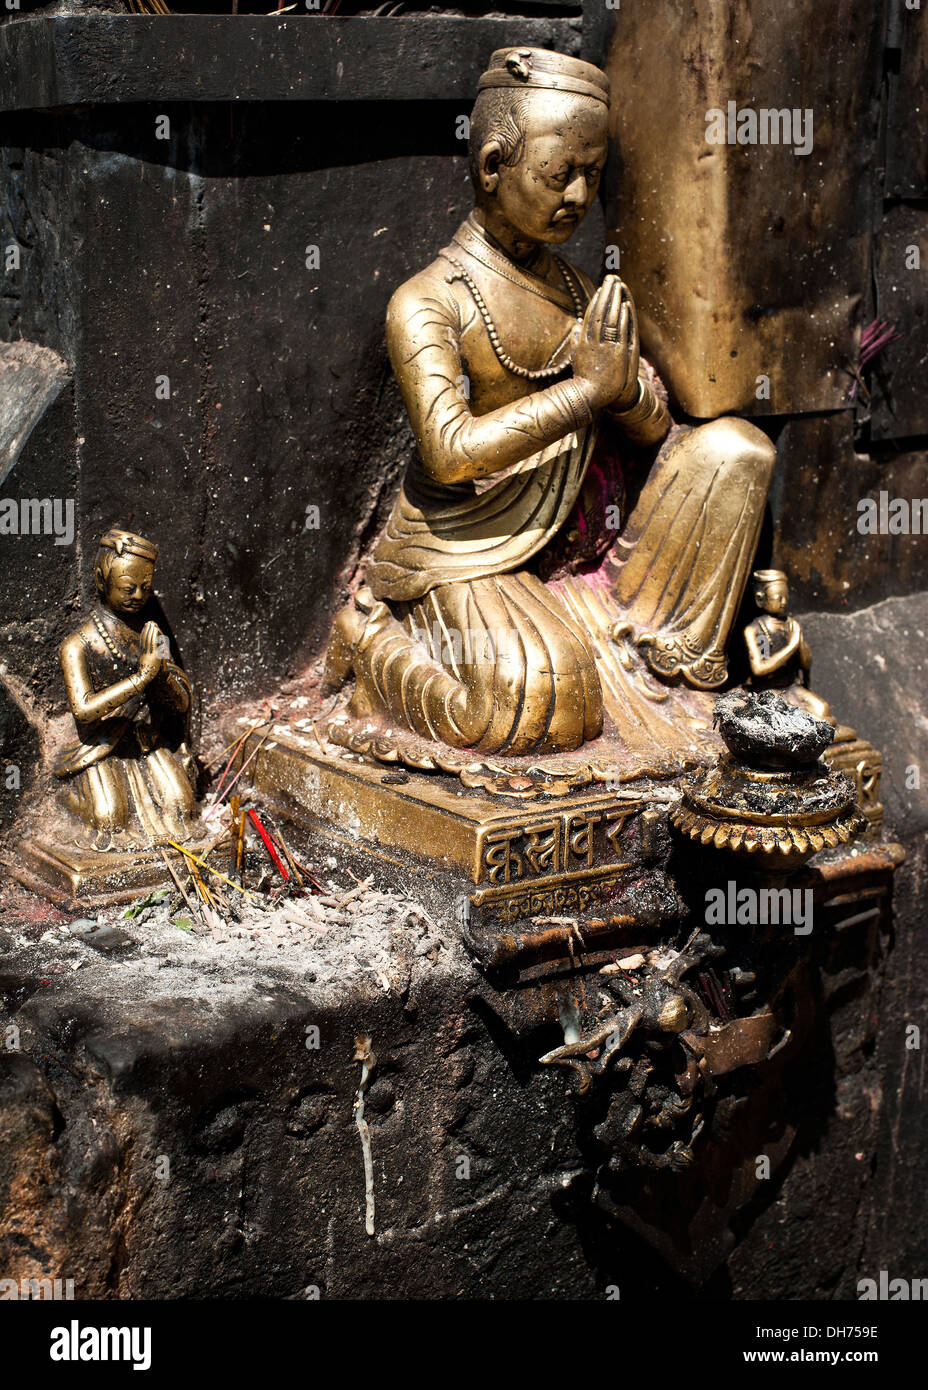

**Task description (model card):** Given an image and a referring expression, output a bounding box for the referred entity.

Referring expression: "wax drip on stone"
[353,1034,377,1237]
[556,989,582,1046]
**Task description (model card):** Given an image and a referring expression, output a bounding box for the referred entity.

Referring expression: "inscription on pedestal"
[473,801,642,925]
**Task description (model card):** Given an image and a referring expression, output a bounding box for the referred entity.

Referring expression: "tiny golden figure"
[744,569,832,722]
[54,528,199,849]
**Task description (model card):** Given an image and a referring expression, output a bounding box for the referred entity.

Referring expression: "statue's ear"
[479,140,503,195]
[94,566,105,593]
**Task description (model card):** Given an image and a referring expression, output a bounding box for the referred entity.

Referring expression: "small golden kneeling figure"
[54,528,199,849]
[744,568,832,722]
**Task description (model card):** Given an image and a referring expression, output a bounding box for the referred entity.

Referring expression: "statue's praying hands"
[137,619,168,686]
[572,274,641,412]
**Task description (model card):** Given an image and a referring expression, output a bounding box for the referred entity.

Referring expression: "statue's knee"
[86,767,128,832]
[446,679,494,746]
[323,604,366,691]
[694,417,776,483]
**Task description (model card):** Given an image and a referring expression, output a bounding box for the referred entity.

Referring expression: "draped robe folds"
[55,607,197,847]
[347,215,773,758]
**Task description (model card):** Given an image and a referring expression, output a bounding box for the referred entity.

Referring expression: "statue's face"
[487,94,608,244]
[102,555,155,617]
[758,580,788,616]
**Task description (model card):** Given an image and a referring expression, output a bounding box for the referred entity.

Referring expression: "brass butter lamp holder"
[670,691,866,873]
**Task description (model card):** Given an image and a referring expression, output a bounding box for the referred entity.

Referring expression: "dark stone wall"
[770,414,928,614]
[0,367,79,694]
[751,595,928,1297]
[1,102,473,707]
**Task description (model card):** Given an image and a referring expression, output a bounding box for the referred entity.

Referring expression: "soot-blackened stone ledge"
[0,15,580,112]
[0,915,618,1300]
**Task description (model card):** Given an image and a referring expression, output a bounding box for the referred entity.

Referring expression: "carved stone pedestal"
[232,718,674,931]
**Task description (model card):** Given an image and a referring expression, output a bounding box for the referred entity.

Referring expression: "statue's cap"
[753,568,787,585]
[477,48,610,105]
[97,528,158,564]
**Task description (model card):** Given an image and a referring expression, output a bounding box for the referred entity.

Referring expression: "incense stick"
[159,849,199,919]
[247,809,289,881]
[166,840,261,902]
[205,725,274,820]
[265,814,304,888]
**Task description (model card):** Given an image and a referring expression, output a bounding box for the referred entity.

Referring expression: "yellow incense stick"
[166,841,260,902]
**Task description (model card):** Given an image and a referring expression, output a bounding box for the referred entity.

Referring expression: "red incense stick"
[247,808,290,881]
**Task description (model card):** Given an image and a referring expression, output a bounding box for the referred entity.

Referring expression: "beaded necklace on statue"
[443,219,587,381]
[92,609,135,669]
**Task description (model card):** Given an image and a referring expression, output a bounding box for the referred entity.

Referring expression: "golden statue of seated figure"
[325,48,776,767]
[54,528,199,849]
[744,569,832,722]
